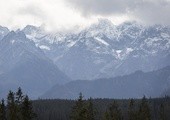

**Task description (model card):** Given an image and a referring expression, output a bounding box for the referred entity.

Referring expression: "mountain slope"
[0,31,70,99]
[41,66,170,99]
[22,20,170,80]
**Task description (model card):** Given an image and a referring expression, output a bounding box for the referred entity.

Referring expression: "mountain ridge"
[0,31,70,99]
[41,66,170,99]
[20,19,170,80]
[0,20,170,99]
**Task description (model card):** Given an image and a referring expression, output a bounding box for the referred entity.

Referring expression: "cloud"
[0,0,96,31]
[0,0,169,31]
[65,0,131,16]
[65,0,170,25]
[18,4,46,20]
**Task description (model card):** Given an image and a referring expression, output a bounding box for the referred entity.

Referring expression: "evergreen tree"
[0,88,36,120]
[70,93,87,120]
[7,91,17,120]
[104,111,110,120]
[138,96,151,120]
[15,87,24,105]
[159,103,166,120]
[15,87,24,120]
[21,95,36,120]
[0,99,6,120]
[128,99,137,120]
[86,98,95,120]
[104,101,123,120]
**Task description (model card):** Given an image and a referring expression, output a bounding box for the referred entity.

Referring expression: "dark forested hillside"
[42,66,170,99]
[33,96,170,120]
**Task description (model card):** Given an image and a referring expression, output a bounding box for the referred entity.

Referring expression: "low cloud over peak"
[0,0,169,31]
[65,0,170,25]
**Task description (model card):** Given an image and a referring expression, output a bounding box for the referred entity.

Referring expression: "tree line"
[70,93,167,120]
[0,88,36,120]
[69,93,168,120]
[1,89,169,120]
[32,94,170,120]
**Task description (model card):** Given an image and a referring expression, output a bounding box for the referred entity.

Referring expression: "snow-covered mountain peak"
[23,25,40,34]
[0,26,9,34]
[3,31,16,39]
[0,30,49,67]
[97,18,114,27]
[3,31,27,43]
[79,19,117,40]
[0,26,10,40]
[88,18,115,31]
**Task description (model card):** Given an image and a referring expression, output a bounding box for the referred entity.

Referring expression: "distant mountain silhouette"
[42,66,170,99]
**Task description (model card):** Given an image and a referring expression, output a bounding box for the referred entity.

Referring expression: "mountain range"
[0,19,170,99]
[22,19,170,80]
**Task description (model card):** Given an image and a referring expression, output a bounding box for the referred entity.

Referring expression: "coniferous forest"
[33,94,170,120]
[1,89,170,120]
[0,88,36,120]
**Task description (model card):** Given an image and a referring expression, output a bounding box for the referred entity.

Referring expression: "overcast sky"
[0,0,170,31]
